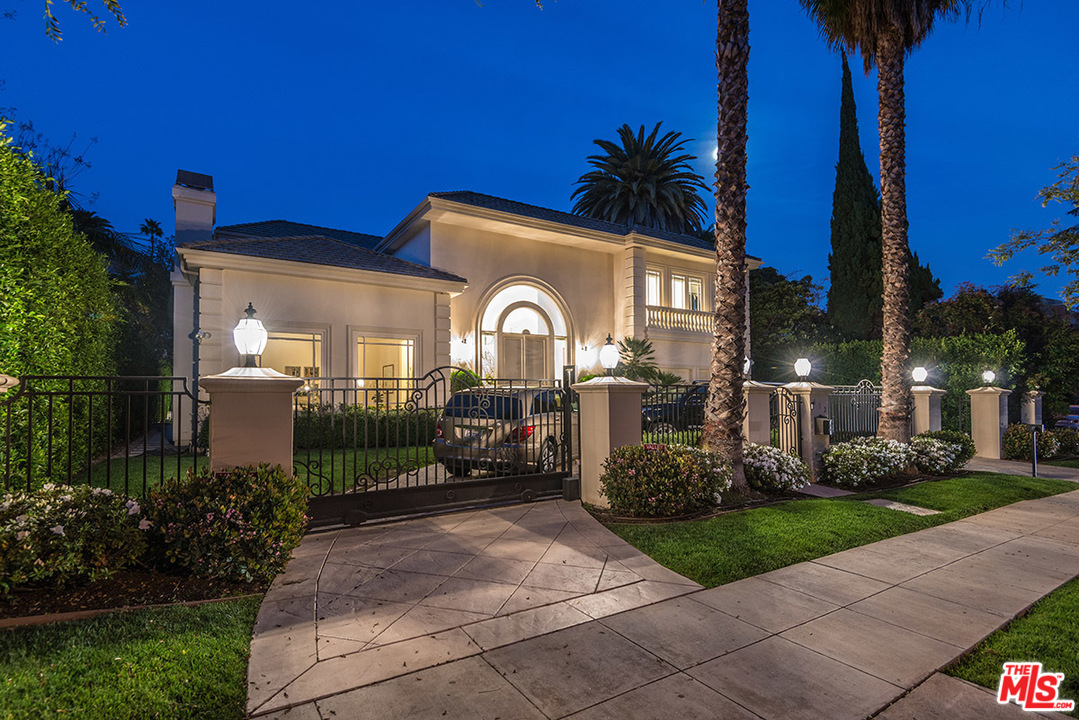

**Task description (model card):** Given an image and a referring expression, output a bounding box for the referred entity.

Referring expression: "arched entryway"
[477,281,571,379]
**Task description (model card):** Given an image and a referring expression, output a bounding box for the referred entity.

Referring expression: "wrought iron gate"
[829,380,881,442]
[301,366,576,528]
[769,388,802,456]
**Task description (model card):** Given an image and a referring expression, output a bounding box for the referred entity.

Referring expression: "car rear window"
[444,393,523,420]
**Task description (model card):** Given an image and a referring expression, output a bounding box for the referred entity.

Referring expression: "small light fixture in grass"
[600,334,619,376]
[794,357,811,380]
[233,303,268,368]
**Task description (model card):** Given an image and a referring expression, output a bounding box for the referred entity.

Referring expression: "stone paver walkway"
[249,487,1079,720]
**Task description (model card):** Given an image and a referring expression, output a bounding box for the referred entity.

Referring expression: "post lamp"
[912,366,928,384]
[599,334,619,376]
[233,303,268,368]
[794,357,812,380]
[982,369,997,386]
[743,356,752,376]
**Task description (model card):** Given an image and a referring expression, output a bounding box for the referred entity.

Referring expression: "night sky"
[2,0,1076,301]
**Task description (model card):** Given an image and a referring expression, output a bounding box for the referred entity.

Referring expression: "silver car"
[433,387,574,476]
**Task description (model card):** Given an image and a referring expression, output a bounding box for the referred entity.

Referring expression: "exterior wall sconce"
[599,334,619,376]
[233,302,268,368]
[794,357,811,380]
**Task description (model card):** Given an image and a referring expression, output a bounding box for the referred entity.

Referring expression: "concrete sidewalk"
[249,488,1079,720]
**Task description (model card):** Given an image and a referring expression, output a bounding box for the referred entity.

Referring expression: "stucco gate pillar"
[199,367,304,474]
[782,381,834,483]
[1021,390,1045,427]
[967,386,1012,460]
[911,385,946,436]
[570,377,649,509]
[743,381,774,446]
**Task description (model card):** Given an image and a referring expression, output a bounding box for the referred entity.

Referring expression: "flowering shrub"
[146,464,309,583]
[743,443,810,492]
[1053,427,1079,456]
[821,437,916,488]
[1002,424,1059,461]
[600,444,731,517]
[916,430,976,468]
[0,484,146,597]
[910,436,963,475]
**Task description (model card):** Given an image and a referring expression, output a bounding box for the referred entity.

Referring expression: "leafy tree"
[990,155,1079,308]
[41,1,125,41]
[702,0,751,493]
[750,267,830,381]
[572,122,709,235]
[801,0,967,442]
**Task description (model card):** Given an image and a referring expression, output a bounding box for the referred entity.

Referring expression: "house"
[171,170,760,430]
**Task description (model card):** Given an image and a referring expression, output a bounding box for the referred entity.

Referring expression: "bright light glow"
[712,146,719,162]
[577,344,598,369]
[794,358,811,379]
[982,369,997,385]
[233,303,268,361]
[743,356,752,375]
[599,334,619,370]
[912,366,928,383]
[450,334,472,365]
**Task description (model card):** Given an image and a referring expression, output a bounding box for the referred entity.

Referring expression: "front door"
[499,333,548,379]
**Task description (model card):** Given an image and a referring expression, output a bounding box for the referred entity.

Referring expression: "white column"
[967,386,1012,459]
[911,385,946,435]
[570,377,649,508]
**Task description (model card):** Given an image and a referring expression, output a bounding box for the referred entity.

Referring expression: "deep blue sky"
[2,1,1077,301]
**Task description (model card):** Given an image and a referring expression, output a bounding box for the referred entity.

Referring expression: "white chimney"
[172,170,216,246]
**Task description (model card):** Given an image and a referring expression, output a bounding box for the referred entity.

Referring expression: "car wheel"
[650,422,678,437]
[537,440,558,473]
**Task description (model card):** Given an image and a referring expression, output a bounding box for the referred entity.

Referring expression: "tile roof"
[183,234,467,284]
[215,220,384,250]
[429,191,717,252]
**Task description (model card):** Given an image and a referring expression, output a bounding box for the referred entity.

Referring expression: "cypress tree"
[827,54,940,338]
[827,53,884,339]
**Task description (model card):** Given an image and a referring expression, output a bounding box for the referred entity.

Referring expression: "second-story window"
[646,269,662,306]
[671,275,687,310]
[688,278,703,311]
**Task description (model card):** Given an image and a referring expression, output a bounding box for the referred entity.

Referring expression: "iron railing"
[829,380,881,442]
[641,382,706,445]
[0,376,208,497]
[769,388,803,456]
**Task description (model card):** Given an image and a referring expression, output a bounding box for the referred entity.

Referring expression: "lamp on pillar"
[982,369,997,386]
[233,303,268,368]
[599,334,619,376]
[912,366,928,384]
[743,356,752,376]
[794,358,811,380]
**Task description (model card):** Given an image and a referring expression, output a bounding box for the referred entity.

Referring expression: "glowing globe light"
[794,358,811,380]
[982,369,997,385]
[912,366,928,384]
[599,334,620,375]
[233,303,268,368]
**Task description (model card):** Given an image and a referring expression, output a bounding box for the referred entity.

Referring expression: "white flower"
[50,525,65,536]
[138,518,152,531]
[15,530,28,541]
[126,500,141,515]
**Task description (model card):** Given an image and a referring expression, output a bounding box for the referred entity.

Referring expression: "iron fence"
[641,382,706,446]
[829,380,881,442]
[0,376,208,497]
[769,388,802,456]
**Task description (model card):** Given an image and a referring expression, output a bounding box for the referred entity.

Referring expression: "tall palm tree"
[701,0,751,493]
[572,122,709,235]
[800,0,965,442]
[139,218,163,258]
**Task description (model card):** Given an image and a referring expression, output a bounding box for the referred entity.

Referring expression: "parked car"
[642,382,707,435]
[1055,415,1079,430]
[433,387,575,476]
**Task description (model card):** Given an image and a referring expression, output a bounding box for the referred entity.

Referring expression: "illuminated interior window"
[688,278,703,311]
[263,331,323,388]
[501,307,549,335]
[356,337,415,379]
[646,270,662,306]
[672,275,687,310]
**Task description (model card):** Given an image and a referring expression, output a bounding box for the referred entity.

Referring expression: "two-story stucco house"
[171,170,759,414]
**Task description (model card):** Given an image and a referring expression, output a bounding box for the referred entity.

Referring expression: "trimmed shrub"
[1002,424,1059,461]
[821,437,916,488]
[910,436,963,475]
[1053,427,1079,456]
[0,484,146,597]
[743,443,810,492]
[293,405,439,451]
[146,464,309,583]
[450,368,481,392]
[600,444,731,518]
[916,430,975,468]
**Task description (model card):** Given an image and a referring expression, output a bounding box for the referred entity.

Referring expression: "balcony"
[646,305,712,334]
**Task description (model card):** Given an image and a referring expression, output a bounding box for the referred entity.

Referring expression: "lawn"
[1045,458,1079,469]
[0,596,261,720]
[947,577,1079,717]
[606,472,1077,588]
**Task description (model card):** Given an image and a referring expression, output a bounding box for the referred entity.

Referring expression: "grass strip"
[0,595,261,720]
[606,472,1076,588]
[947,577,1079,718]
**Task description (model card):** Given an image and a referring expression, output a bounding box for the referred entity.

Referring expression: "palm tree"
[800,0,966,442]
[701,0,751,493]
[139,218,163,258]
[572,122,709,235]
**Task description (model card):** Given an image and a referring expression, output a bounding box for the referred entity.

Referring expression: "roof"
[429,191,717,252]
[182,234,467,284]
[215,220,384,250]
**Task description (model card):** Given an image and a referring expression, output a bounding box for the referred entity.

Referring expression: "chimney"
[172,169,216,246]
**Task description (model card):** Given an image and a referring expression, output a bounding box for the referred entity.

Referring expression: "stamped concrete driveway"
[248,488,1079,720]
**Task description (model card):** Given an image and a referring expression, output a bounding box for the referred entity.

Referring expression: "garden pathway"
[248,489,1079,719]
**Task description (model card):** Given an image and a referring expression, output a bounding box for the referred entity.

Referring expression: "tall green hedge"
[0,123,116,487]
[810,331,1025,431]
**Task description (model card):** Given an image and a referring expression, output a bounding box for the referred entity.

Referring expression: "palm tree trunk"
[703,0,749,492]
[876,31,912,442]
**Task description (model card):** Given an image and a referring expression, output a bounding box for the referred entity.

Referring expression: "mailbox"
[814,416,831,435]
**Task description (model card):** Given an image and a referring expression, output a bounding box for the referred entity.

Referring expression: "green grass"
[947,578,1079,717]
[0,596,261,720]
[1045,458,1079,469]
[606,472,1076,588]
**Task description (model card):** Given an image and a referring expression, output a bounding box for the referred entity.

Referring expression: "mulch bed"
[0,570,266,621]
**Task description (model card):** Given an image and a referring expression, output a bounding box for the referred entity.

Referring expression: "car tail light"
[507,425,535,443]
[435,420,444,439]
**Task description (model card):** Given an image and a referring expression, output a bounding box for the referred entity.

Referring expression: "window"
[688,278,703,311]
[356,336,415,379]
[263,331,323,387]
[646,270,662,306]
[671,275,687,310]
